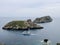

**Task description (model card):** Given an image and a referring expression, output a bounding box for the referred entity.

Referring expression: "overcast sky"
[0,0,60,17]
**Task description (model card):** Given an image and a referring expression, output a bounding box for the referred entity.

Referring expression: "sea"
[0,17,60,45]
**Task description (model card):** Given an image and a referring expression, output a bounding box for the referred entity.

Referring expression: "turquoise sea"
[0,17,60,45]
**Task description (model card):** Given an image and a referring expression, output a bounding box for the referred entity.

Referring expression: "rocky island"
[2,20,43,30]
[33,16,53,23]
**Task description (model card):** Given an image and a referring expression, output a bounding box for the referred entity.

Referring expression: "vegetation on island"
[3,20,43,30]
[5,21,27,28]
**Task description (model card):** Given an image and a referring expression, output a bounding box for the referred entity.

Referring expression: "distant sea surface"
[0,17,60,45]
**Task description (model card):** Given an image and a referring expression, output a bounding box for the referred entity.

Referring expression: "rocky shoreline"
[2,26,43,30]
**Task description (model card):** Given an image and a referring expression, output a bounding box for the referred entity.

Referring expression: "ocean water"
[0,17,60,45]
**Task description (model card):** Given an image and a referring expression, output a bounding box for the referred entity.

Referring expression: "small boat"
[22,28,31,36]
[22,30,31,36]
[22,28,36,36]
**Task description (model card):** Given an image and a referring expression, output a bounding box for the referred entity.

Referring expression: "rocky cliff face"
[33,16,53,23]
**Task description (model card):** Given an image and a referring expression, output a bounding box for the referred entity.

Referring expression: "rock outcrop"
[2,21,43,30]
[33,16,53,23]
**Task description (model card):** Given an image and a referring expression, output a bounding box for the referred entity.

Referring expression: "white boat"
[22,30,31,36]
[22,29,36,36]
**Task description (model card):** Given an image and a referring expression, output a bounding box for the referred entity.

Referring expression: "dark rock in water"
[57,43,60,45]
[2,21,43,30]
[33,16,53,23]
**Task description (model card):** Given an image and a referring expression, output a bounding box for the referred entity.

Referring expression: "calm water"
[0,17,60,45]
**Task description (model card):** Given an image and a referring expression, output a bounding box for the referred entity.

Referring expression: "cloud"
[0,0,60,17]
[16,4,60,17]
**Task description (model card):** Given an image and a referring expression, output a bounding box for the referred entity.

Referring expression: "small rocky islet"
[33,16,53,23]
[2,16,53,30]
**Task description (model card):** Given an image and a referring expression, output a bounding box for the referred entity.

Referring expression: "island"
[33,16,53,23]
[2,20,43,30]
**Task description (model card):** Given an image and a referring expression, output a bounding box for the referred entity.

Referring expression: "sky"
[0,0,60,17]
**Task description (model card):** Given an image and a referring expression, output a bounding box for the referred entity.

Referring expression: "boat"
[22,30,31,36]
[22,28,31,36]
